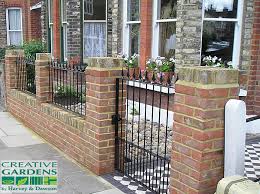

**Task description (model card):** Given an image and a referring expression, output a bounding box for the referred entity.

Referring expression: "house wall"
[0,0,6,48]
[41,1,48,44]
[246,0,260,115]
[0,0,45,48]
[58,0,122,60]
[175,0,202,68]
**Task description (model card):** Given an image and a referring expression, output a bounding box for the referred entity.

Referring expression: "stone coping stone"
[178,66,239,85]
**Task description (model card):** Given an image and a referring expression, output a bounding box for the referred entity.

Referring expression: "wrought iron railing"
[49,60,86,116]
[16,56,36,95]
[114,69,175,194]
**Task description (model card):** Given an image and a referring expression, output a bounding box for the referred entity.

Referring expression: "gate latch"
[112,114,121,124]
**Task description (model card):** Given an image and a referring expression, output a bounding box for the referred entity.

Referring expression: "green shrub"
[55,85,86,102]
[23,40,46,59]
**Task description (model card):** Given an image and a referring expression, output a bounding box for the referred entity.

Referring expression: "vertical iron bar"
[115,78,120,170]
[157,84,162,193]
[144,82,148,186]
[131,79,135,177]
[126,78,129,175]
[150,84,155,190]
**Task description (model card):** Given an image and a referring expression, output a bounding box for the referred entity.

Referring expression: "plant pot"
[146,71,155,82]
[161,72,174,85]
[128,67,139,80]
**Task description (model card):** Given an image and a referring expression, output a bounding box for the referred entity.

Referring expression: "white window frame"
[6,7,23,46]
[83,0,108,57]
[201,0,244,69]
[48,0,54,57]
[61,0,68,61]
[151,0,177,58]
[122,0,141,56]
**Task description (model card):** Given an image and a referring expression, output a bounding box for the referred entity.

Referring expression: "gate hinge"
[112,114,121,124]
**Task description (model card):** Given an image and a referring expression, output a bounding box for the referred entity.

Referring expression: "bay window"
[152,0,177,58]
[202,0,244,68]
[123,0,141,56]
[84,0,107,57]
[6,8,23,46]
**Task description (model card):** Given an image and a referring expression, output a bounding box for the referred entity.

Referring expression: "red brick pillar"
[140,0,153,69]
[85,58,125,175]
[5,50,24,90]
[53,0,61,59]
[35,53,52,104]
[170,67,239,194]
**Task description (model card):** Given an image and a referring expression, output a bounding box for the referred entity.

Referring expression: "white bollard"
[225,99,246,177]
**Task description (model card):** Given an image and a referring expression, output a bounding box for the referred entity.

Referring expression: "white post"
[225,99,246,177]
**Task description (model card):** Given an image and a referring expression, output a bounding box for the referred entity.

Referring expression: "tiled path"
[0,111,124,194]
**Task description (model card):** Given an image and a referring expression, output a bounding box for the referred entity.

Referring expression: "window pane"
[159,22,176,58]
[8,9,21,30]
[202,21,235,61]
[128,0,140,21]
[9,31,22,46]
[159,0,177,19]
[84,0,106,20]
[84,22,107,57]
[204,0,238,18]
[129,24,140,55]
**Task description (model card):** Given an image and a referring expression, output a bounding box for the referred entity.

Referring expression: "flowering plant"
[157,57,176,72]
[123,53,139,68]
[202,55,233,68]
[146,58,157,71]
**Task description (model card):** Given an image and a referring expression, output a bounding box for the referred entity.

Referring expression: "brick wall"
[30,9,42,40]
[66,0,81,59]
[5,52,125,175]
[175,0,202,68]
[246,0,260,115]
[239,0,254,90]
[0,0,6,48]
[170,67,239,194]
[139,0,153,69]
[41,0,47,44]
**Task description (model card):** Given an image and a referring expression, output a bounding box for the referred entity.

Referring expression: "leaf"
[17,177,28,186]
[2,180,14,185]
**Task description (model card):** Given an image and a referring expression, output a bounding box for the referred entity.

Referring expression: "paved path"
[0,111,124,194]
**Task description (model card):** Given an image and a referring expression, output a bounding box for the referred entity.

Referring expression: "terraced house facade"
[46,0,260,115]
[0,0,47,47]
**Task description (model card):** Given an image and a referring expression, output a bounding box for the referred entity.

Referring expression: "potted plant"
[202,55,233,68]
[123,54,139,80]
[145,58,158,81]
[157,57,175,85]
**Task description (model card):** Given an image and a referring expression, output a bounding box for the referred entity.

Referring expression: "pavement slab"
[0,110,125,194]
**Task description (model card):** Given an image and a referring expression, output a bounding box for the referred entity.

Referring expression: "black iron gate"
[114,72,174,194]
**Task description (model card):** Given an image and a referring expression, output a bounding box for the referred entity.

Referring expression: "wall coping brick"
[178,67,239,85]
[36,53,51,61]
[86,57,124,68]
[9,89,85,131]
[5,49,24,57]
